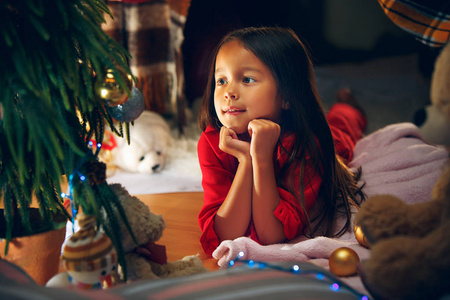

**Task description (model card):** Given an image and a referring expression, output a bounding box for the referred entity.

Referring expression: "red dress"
[197,103,366,255]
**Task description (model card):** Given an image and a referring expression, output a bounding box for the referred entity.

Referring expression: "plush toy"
[113,110,173,173]
[108,184,208,282]
[46,213,118,290]
[355,43,450,300]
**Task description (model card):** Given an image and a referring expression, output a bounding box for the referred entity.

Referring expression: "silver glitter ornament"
[107,86,145,122]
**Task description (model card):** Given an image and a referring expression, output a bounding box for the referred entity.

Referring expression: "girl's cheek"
[214,90,221,101]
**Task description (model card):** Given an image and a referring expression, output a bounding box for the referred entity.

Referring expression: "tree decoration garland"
[228,251,369,300]
[60,141,103,229]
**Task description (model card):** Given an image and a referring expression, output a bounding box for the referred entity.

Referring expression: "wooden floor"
[137,192,220,271]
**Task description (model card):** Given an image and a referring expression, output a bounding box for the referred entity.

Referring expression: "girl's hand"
[248,119,280,163]
[219,126,250,162]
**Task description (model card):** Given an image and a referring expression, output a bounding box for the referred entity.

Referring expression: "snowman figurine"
[47,213,117,289]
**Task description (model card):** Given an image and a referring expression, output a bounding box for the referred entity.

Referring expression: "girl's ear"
[282,100,290,110]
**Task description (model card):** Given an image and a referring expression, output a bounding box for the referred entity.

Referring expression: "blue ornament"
[107,86,145,122]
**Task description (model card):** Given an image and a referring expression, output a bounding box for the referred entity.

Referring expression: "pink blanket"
[212,122,448,294]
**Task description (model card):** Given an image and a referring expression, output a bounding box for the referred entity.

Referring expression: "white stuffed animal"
[114,111,173,173]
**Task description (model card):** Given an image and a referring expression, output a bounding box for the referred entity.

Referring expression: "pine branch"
[0,1,136,273]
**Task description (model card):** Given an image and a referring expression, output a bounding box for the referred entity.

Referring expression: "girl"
[197,27,366,256]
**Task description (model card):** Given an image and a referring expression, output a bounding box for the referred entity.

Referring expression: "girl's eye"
[216,78,226,86]
[243,77,256,84]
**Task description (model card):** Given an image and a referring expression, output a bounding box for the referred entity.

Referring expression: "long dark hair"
[199,26,364,238]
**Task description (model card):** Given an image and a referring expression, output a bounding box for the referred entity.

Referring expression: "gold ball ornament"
[353,223,370,248]
[95,68,133,106]
[329,247,360,277]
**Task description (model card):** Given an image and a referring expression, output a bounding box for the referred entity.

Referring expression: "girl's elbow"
[258,232,286,245]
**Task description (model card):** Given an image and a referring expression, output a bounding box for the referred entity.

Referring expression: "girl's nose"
[225,86,238,100]
[225,92,236,100]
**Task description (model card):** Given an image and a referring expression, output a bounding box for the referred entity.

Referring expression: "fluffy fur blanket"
[212,122,448,294]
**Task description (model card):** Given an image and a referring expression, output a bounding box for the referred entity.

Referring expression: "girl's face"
[214,40,283,135]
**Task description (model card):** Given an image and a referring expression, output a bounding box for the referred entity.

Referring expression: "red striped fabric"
[378,0,450,47]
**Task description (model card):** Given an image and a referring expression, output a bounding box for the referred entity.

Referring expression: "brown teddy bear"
[108,184,208,282]
[355,42,450,300]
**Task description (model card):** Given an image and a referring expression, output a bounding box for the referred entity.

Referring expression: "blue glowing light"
[228,252,368,300]
[97,143,102,149]
[88,141,93,147]
[80,175,86,181]
[331,283,340,291]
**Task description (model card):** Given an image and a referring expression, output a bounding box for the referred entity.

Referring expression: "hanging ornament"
[95,68,133,107]
[353,221,370,248]
[51,213,118,289]
[106,86,145,122]
[329,247,360,277]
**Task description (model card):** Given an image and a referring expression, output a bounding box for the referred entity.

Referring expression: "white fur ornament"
[113,110,173,173]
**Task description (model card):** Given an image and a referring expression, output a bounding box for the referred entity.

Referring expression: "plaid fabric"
[102,0,189,128]
[378,0,450,47]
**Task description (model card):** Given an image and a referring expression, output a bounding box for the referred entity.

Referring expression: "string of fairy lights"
[227,251,370,300]
[60,141,102,229]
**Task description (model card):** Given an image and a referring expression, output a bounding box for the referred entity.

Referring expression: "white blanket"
[212,122,448,294]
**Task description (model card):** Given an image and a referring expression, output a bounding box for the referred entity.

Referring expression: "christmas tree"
[0,0,138,271]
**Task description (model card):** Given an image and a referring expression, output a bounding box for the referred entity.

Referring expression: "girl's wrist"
[238,154,252,166]
[252,156,273,170]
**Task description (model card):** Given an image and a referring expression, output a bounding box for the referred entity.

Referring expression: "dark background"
[181,0,440,106]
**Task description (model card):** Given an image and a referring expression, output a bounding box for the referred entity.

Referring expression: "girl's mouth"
[224,107,245,114]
